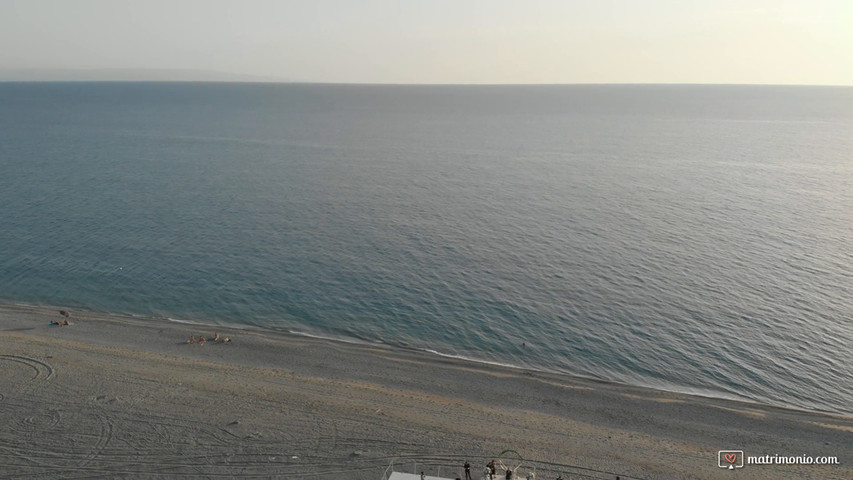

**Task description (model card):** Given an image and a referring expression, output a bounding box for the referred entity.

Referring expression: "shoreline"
[2,301,845,418]
[1,302,850,479]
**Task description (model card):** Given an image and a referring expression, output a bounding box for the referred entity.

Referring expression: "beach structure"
[388,474,456,480]
[386,470,535,480]
[383,452,532,480]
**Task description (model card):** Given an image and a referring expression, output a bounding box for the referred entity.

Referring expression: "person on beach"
[51,320,70,326]
[504,468,512,480]
[186,333,230,344]
[420,472,425,480]
[464,461,472,480]
[487,460,496,480]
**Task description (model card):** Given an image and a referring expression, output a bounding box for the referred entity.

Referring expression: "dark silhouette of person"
[464,461,471,480]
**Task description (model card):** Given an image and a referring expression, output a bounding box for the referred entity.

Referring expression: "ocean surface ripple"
[1,83,851,414]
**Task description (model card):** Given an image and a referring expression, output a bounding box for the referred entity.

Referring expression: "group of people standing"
[481,460,513,480]
[426,459,560,480]
[471,459,560,480]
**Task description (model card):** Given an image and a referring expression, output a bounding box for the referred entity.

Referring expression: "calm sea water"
[1,83,851,414]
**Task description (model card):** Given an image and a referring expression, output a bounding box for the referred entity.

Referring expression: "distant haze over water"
[1,83,851,414]
[0,68,288,83]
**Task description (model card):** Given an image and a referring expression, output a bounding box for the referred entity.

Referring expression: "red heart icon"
[724,453,737,464]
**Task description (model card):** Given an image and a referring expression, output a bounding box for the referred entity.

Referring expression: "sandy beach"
[1,304,849,479]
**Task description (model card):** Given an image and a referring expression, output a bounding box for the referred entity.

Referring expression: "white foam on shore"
[286,329,379,346]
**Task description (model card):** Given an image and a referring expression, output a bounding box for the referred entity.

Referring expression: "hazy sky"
[1,0,851,84]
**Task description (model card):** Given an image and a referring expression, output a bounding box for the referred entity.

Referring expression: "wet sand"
[1,304,850,479]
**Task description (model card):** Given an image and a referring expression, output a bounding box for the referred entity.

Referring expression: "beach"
[1,304,850,479]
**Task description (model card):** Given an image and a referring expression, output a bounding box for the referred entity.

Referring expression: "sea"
[1,82,850,415]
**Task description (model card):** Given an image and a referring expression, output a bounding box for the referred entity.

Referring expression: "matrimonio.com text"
[718,450,841,470]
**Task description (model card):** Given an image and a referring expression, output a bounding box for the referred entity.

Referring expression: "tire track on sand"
[0,355,55,383]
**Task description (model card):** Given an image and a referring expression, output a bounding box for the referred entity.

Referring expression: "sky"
[1,0,851,85]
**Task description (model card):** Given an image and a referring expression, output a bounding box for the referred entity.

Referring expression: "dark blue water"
[1,83,851,414]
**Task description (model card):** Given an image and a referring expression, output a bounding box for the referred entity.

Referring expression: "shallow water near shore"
[1,83,851,415]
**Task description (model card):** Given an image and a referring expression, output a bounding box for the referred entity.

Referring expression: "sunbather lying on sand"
[186,333,231,344]
[213,333,232,343]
